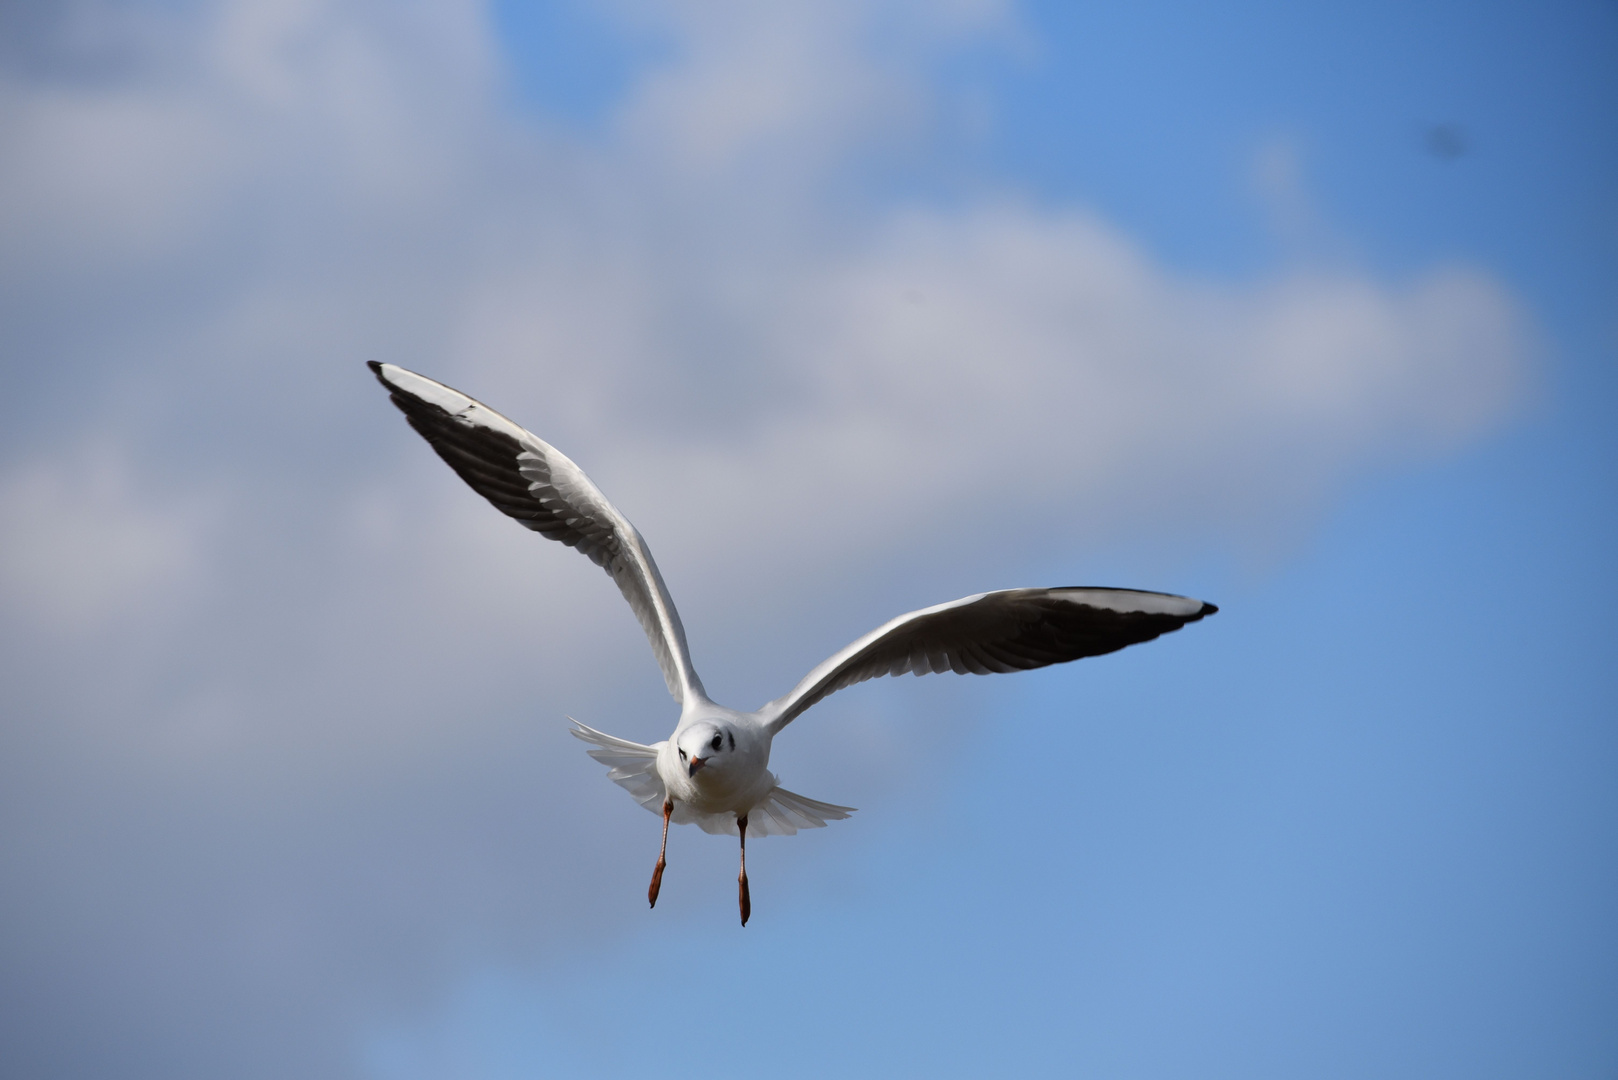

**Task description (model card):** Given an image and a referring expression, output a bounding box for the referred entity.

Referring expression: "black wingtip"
[366,361,403,396]
[1199,602,1219,617]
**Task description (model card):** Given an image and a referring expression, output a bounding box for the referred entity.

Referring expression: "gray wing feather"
[762,587,1216,734]
[370,362,706,706]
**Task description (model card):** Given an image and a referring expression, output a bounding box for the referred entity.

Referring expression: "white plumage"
[369,361,1216,924]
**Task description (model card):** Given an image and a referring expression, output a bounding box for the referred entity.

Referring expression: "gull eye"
[679,749,687,761]
[710,734,722,751]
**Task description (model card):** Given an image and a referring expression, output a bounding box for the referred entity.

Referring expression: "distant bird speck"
[1424,123,1469,160]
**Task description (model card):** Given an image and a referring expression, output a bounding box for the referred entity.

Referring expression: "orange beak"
[687,756,706,778]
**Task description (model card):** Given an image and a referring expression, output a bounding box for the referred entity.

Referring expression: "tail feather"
[700,784,857,838]
[756,785,856,836]
[570,719,666,813]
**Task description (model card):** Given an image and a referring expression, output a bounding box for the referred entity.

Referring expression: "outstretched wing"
[762,587,1216,734]
[370,362,707,705]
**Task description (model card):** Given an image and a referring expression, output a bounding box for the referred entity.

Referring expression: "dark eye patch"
[710,734,722,751]
[727,731,735,752]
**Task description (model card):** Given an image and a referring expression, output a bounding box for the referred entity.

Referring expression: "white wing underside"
[570,722,854,838]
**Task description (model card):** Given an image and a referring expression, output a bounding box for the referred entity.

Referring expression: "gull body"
[368,361,1217,925]
[660,710,773,817]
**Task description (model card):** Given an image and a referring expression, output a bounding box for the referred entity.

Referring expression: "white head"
[675,722,739,779]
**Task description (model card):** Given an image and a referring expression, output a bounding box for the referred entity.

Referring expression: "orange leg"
[648,799,672,908]
[737,815,751,927]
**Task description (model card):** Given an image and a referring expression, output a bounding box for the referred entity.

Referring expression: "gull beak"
[687,756,706,778]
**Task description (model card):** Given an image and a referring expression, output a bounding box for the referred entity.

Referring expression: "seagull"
[368,362,1217,925]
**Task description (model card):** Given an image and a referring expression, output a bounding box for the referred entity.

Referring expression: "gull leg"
[648,799,672,908]
[737,815,751,927]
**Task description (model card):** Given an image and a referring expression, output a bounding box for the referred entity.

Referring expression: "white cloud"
[611,0,1016,178]
[0,448,211,632]
[450,201,1530,600]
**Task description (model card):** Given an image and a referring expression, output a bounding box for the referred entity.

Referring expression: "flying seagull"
[368,362,1216,925]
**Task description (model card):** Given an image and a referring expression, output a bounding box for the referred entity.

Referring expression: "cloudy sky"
[1,0,1613,1077]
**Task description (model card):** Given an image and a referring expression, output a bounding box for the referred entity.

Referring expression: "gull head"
[676,722,739,780]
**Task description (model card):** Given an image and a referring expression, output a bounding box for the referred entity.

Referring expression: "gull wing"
[369,362,706,705]
[761,587,1216,735]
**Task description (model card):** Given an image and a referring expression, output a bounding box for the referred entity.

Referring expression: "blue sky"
[0,2,1613,1078]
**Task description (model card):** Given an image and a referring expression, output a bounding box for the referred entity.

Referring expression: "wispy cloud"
[0,446,212,631]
